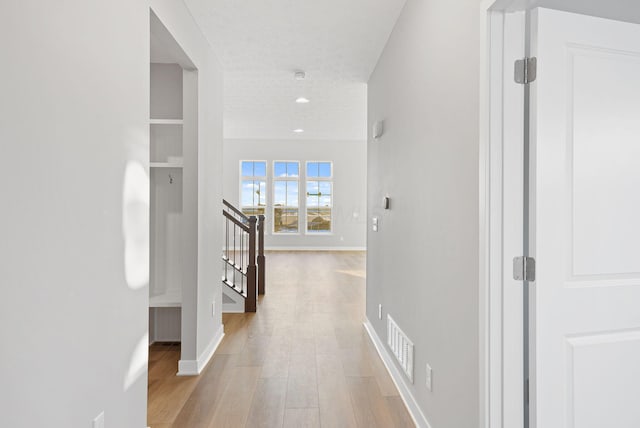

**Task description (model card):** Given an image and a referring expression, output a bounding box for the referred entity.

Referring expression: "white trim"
[177,324,224,376]
[479,3,491,426]
[150,118,183,125]
[221,307,245,313]
[364,320,432,428]
[480,2,527,427]
[265,246,366,251]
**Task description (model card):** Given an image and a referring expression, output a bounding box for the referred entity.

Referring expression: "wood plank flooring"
[147,251,414,427]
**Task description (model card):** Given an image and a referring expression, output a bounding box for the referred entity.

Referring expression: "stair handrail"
[223,199,249,223]
[221,200,265,312]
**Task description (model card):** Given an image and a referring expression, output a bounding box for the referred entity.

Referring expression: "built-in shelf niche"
[150,62,184,333]
[150,120,183,167]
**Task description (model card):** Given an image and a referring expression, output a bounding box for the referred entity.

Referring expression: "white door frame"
[480,3,640,427]
[479,1,527,427]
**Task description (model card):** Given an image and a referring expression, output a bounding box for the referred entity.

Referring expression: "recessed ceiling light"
[293,128,304,133]
[296,97,310,104]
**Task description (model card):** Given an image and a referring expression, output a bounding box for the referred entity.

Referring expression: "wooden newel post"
[246,216,257,312]
[257,215,266,295]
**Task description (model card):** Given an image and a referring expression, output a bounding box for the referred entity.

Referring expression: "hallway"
[147,251,414,427]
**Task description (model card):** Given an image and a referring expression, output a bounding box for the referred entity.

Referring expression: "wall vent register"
[387,315,414,383]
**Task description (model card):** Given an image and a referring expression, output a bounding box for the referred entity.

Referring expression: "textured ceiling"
[183,0,407,140]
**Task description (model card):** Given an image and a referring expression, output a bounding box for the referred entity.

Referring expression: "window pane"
[241,161,254,177]
[319,181,331,196]
[274,207,298,233]
[307,162,319,177]
[241,180,255,206]
[318,162,331,177]
[254,161,266,177]
[242,207,265,216]
[306,195,317,208]
[307,207,331,232]
[259,181,266,206]
[274,162,286,178]
[287,181,299,207]
[242,180,265,208]
[306,180,319,196]
[274,181,286,206]
[287,162,299,177]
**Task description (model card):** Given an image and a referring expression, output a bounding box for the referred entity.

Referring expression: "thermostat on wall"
[373,120,384,140]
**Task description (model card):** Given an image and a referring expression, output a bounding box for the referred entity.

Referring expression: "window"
[306,161,332,233]
[273,161,299,233]
[240,161,266,216]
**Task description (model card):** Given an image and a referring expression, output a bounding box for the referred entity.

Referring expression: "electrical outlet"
[378,304,383,319]
[426,364,433,391]
[92,411,104,428]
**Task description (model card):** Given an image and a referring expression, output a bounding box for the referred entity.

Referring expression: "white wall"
[0,1,223,426]
[150,0,225,369]
[367,0,480,427]
[223,139,367,249]
[0,1,149,427]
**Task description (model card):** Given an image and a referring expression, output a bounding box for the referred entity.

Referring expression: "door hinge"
[514,57,537,84]
[513,256,536,281]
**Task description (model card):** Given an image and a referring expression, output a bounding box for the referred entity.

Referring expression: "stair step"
[221,278,247,298]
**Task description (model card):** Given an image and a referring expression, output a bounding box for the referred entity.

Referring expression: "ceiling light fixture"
[293,128,304,133]
[295,97,310,104]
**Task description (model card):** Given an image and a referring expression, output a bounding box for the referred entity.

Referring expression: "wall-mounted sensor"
[373,120,384,140]
[383,196,390,210]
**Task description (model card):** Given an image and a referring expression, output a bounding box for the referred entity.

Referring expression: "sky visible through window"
[241,161,266,214]
[241,161,266,177]
[274,161,299,178]
[307,162,331,178]
[239,160,332,232]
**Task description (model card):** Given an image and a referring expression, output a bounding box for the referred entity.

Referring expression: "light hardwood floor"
[148,251,414,428]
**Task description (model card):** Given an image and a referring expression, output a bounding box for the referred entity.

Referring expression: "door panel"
[568,331,640,428]
[530,8,640,428]
[571,47,640,277]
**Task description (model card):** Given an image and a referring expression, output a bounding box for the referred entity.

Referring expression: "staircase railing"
[222,200,265,312]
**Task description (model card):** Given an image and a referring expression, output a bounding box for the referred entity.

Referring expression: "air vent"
[387,315,414,383]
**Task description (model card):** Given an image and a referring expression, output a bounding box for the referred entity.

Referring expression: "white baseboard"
[177,324,224,376]
[265,246,366,251]
[363,319,432,428]
[222,307,245,313]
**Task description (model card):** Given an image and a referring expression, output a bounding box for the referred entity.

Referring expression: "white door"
[529,8,640,428]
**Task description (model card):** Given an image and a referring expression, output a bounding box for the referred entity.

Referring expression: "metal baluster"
[224,218,229,282]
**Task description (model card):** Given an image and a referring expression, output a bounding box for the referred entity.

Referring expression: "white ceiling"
[183,0,407,140]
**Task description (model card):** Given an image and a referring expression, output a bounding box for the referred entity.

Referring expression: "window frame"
[239,160,268,217]
[272,160,300,235]
[304,161,334,235]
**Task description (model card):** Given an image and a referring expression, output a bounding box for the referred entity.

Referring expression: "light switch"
[426,364,433,391]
